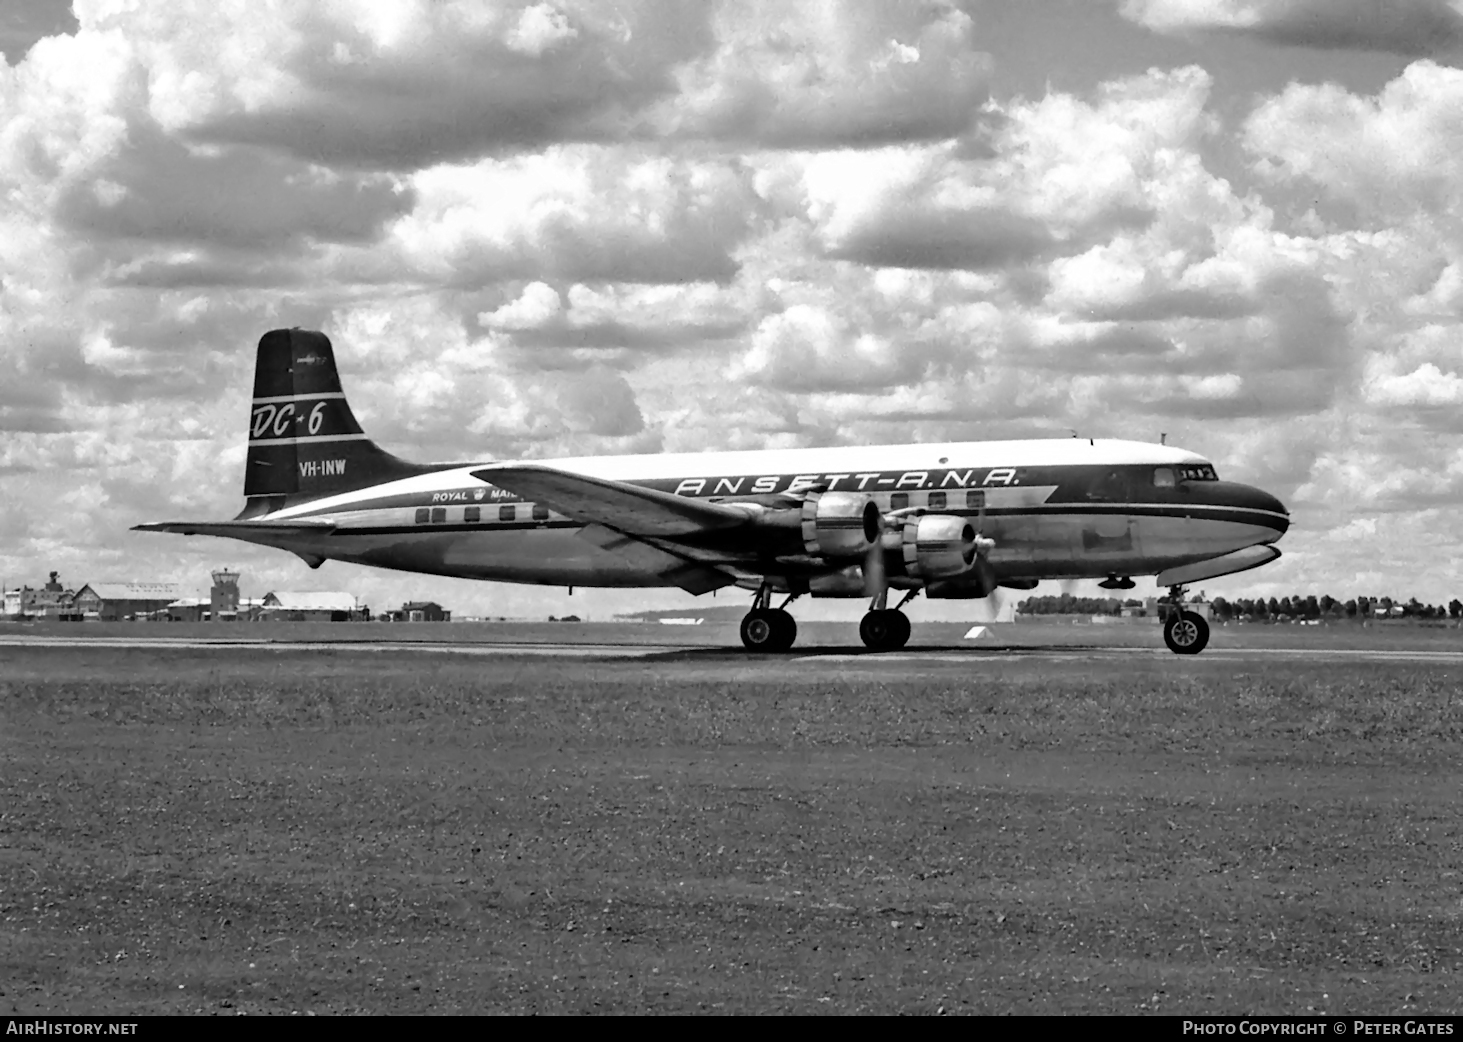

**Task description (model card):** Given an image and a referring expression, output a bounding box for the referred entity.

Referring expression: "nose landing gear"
[1160,584,1210,655]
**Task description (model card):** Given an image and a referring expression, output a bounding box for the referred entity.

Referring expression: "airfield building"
[5,572,77,618]
[390,601,451,622]
[71,582,183,621]
[259,591,361,622]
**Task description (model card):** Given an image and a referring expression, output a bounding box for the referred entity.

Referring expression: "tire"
[768,608,797,652]
[741,608,797,652]
[741,609,776,650]
[889,610,911,649]
[859,609,910,651]
[1164,610,1210,655]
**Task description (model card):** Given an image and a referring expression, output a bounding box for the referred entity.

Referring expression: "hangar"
[259,591,361,622]
[71,582,184,621]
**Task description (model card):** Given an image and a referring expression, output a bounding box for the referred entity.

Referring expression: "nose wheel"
[1163,610,1210,655]
[1160,584,1210,655]
[859,609,910,651]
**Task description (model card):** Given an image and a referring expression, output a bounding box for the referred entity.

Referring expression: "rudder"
[242,329,432,513]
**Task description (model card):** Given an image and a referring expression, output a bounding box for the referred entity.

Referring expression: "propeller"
[862,525,887,603]
[972,583,1021,623]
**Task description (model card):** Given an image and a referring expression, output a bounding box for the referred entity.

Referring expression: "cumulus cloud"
[65,0,989,168]
[731,304,921,391]
[55,130,412,252]
[90,0,711,170]
[787,66,1217,272]
[389,148,759,285]
[656,0,990,147]
[1364,360,1463,406]
[478,281,752,360]
[1244,63,1463,231]
[480,281,565,331]
[1120,0,1463,55]
[324,299,656,462]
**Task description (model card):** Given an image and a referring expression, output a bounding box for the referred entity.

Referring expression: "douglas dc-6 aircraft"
[137,329,1289,654]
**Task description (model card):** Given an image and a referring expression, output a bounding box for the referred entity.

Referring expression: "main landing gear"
[739,586,798,652]
[859,588,917,651]
[859,609,910,651]
[737,584,918,653]
[1161,584,1210,655]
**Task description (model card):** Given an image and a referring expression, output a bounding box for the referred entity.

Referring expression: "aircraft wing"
[575,523,736,595]
[470,463,751,537]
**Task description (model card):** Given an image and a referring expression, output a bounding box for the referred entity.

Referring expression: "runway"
[4,633,1462,663]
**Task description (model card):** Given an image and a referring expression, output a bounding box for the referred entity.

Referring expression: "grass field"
[2,643,1461,1014]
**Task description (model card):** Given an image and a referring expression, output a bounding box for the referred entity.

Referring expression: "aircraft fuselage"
[241,441,1288,592]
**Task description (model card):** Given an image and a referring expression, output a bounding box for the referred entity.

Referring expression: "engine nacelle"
[925,558,998,598]
[901,514,977,580]
[801,492,882,558]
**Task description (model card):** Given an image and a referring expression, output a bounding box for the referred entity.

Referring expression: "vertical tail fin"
[241,329,432,514]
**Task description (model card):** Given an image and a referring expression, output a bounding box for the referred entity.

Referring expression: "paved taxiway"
[3,634,1462,663]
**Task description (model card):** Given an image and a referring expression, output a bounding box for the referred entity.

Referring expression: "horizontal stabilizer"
[471,463,750,537]
[132,520,337,538]
[1156,544,1281,587]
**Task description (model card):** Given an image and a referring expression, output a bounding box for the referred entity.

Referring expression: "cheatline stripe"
[248,433,370,445]
[251,392,349,405]
[1023,502,1289,520]
[274,498,1289,522]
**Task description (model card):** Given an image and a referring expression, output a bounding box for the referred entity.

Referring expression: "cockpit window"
[1178,464,1219,482]
[1153,467,1175,488]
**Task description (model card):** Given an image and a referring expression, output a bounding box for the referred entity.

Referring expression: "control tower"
[210,569,240,621]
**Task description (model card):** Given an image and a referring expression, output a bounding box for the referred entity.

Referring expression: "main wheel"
[859,609,910,651]
[741,608,797,651]
[1163,610,1210,655]
[767,608,797,651]
[889,610,911,648]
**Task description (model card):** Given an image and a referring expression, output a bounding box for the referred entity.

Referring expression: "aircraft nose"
[1241,484,1289,537]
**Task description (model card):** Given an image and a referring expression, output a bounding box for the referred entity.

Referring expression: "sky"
[3,0,1463,621]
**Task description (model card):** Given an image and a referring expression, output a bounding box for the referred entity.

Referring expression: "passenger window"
[499,504,516,522]
[414,507,429,524]
[966,490,985,510]
[430,507,446,523]
[1153,468,1176,488]
[890,492,909,511]
[464,506,480,523]
[532,504,549,521]
[927,491,946,510]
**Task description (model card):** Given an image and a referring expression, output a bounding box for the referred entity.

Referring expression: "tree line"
[1015,592,1463,620]
[1205,595,1463,621]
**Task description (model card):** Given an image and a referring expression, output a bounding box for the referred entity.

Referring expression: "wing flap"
[471,463,749,537]
[576,524,735,595]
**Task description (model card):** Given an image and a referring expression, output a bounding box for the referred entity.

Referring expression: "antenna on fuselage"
[1160,432,1167,445]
